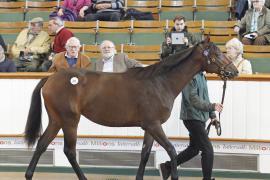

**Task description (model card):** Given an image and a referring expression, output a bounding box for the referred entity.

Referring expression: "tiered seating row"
[83,44,270,71]
[0,20,238,45]
[1,18,270,73]
[82,44,161,65]
[0,0,233,21]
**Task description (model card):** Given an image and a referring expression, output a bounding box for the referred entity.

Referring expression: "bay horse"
[24,39,238,180]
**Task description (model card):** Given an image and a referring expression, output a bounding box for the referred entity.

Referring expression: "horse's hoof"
[79,176,87,180]
[159,163,171,180]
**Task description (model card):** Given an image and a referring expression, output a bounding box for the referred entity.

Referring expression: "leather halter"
[206,80,226,136]
[199,43,233,80]
[199,43,229,136]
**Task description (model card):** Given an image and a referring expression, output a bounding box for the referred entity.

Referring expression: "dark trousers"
[165,120,214,180]
[40,60,52,72]
[235,0,249,20]
[14,58,41,72]
[84,11,122,21]
[242,35,268,45]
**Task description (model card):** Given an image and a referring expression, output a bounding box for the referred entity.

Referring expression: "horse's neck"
[165,55,202,97]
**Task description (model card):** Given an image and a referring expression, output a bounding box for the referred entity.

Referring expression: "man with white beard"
[93,40,142,72]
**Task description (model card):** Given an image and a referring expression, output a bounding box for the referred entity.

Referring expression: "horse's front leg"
[136,131,154,180]
[147,124,178,180]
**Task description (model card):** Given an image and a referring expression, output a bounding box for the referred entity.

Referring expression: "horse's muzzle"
[220,70,238,80]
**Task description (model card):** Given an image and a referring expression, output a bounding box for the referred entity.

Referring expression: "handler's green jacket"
[180,72,216,122]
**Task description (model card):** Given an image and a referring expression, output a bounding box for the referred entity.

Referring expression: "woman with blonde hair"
[225,38,252,74]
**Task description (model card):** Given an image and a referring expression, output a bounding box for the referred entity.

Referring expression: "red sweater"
[53,28,73,53]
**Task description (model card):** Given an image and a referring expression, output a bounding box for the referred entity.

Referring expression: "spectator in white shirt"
[93,40,142,72]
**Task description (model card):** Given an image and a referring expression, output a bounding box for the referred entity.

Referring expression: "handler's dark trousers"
[164,120,214,180]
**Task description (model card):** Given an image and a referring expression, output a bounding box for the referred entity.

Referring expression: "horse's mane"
[127,44,198,79]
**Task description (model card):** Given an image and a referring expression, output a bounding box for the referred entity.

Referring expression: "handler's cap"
[30,17,44,23]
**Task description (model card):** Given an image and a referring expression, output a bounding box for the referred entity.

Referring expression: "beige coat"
[233,56,252,74]
[11,28,50,59]
[237,7,270,42]
[93,53,142,72]
[49,52,91,72]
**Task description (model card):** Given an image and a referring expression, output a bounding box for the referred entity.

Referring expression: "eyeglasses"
[101,46,114,50]
[252,0,262,3]
[67,46,80,50]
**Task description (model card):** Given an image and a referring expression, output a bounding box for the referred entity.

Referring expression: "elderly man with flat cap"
[11,17,51,72]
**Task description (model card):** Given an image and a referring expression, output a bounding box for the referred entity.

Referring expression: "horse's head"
[198,37,238,79]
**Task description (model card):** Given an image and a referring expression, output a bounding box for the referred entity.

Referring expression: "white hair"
[225,38,244,54]
[50,17,64,27]
[250,0,265,4]
[99,40,117,54]
[65,37,81,49]
[100,40,115,48]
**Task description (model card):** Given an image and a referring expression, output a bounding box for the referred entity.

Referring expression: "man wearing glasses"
[49,37,91,72]
[93,40,142,72]
[234,0,270,45]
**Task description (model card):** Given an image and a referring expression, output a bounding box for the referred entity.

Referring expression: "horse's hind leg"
[62,124,87,180]
[146,124,178,180]
[136,131,154,180]
[25,122,60,180]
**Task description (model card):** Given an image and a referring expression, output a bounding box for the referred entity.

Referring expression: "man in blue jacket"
[159,72,223,180]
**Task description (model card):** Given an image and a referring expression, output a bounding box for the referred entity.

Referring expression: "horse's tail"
[25,77,48,147]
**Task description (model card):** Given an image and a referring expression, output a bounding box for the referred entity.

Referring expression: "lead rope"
[206,79,227,136]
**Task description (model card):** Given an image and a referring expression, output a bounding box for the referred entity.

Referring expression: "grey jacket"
[93,53,142,72]
[180,72,216,122]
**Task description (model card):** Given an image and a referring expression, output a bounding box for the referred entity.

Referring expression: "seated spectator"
[11,17,50,72]
[225,38,252,74]
[0,45,16,72]
[53,0,91,21]
[40,17,74,72]
[49,37,91,72]
[235,0,249,20]
[235,0,270,20]
[0,35,7,52]
[161,15,197,59]
[234,0,270,45]
[82,0,124,21]
[93,40,142,72]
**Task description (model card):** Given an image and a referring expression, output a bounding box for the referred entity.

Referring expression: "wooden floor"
[0,172,264,180]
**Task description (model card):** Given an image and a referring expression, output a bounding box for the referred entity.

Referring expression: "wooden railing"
[1,72,270,81]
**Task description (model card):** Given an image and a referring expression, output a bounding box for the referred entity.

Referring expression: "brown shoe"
[159,163,171,180]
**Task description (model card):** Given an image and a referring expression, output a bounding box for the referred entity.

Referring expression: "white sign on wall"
[1,137,270,155]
